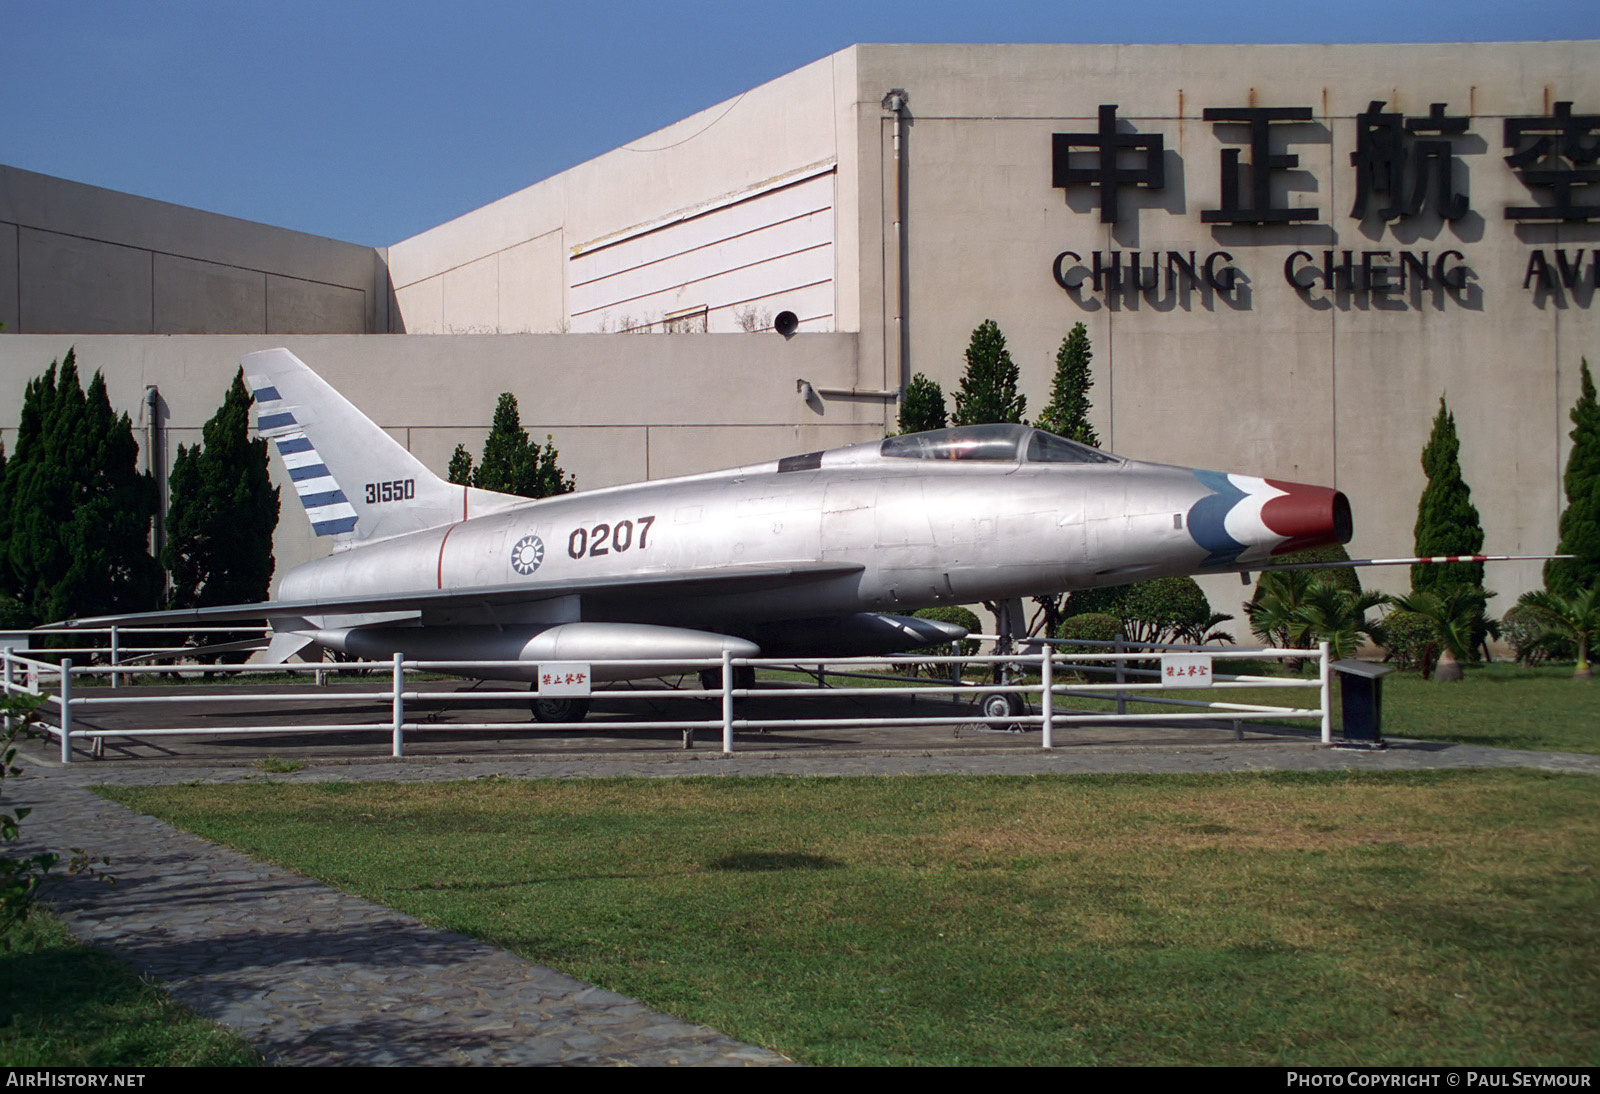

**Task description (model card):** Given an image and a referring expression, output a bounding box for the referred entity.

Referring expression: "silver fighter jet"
[73,348,1355,716]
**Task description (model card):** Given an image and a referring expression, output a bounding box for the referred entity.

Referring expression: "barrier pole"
[110,626,120,690]
[59,658,72,764]
[1114,634,1128,716]
[721,649,735,754]
[1040,642,1054,750]
[1319,641,1332,745]
[392,653,405,758]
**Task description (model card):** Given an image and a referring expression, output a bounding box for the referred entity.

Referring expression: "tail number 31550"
[365,479,415,504]
[568,516,656,559]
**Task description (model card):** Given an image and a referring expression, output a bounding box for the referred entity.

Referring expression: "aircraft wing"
[52,561,866,629]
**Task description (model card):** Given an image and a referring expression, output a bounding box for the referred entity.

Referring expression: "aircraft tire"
[979,691,1026,724]
[528,690,591,723]
[697,666,757,693]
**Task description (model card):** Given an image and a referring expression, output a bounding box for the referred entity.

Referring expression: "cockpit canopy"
[880,424,1120,465]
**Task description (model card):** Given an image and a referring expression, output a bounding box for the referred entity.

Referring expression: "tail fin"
[242,348,524,545]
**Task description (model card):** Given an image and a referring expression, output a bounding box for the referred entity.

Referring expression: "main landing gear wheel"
[528,685,591,723]
[697,666,757,693]
[979,691,1027,730]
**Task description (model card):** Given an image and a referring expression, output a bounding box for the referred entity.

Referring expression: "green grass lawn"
[1376,664,1598,753]
[1050,661,1597,754]
[100,769,1600,1067]
[0,910,261,1066]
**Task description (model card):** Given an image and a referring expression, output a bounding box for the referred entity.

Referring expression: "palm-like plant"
[1246,571,1388,667]
[1515,585,1598,680]
[1293,583,1391,661]
[1387,587,1495,682]
[1245,569,1318,650]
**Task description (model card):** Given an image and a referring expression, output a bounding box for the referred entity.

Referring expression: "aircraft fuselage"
[281,425,1350,637]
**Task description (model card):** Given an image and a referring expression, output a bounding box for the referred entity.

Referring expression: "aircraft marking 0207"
[567,516,656,559]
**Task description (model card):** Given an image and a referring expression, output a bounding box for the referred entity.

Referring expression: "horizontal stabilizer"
[264,631,316,664]
[115,636,270,666]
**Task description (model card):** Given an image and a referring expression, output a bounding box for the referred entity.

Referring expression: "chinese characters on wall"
[1050,101,1599,305]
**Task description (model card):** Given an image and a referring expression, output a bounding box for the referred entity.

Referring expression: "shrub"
[952,320,1026,426]
[913,606,981,657]
[1064,584,1130,619]
[908,606,981,678]
[1122,576,1216,645]
[1383,609,1438,673]
[1500,602,1571,665]
[897,375,948,435]
[1035,323,1099,447]
[1055,612,1122,645]
[1247,546,1361,610]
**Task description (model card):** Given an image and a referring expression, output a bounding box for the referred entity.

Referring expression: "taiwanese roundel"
[510,534,545,575]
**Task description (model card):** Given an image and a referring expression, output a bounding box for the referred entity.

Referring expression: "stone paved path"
[11,773,792,1066]
[12,736,1599,1066]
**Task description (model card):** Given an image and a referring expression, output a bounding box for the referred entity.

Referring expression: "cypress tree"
[1411,396,1485,595]
[3,351,161,624]
[5,360,70,619]
[897,373,948,434]
[447,443,474,486]
[1546,358,1600,597]
[474,393,529,495]
[0,433,25,630]
[163,370,280,610]
[470,393,576,499]
[952,319,1026,426]
[527,435,576,499]
[1035,322,1100,446]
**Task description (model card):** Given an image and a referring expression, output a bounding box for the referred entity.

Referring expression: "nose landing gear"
[528,685,591,723]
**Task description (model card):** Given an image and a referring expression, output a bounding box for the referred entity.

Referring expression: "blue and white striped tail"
[247,378,359,537]
[240,348,527,544]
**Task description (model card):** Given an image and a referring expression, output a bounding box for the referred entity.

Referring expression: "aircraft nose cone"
[1186,470,1353,566]
[1261,481,1353,553]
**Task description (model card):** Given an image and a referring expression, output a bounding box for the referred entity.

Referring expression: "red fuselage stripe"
[437,522,462,589]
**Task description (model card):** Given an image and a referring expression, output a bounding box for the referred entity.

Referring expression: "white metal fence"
[0,630,1334,763]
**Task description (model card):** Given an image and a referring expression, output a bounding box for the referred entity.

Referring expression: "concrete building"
[2,42,1596,607]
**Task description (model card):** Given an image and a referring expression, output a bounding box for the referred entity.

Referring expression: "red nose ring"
[1261,482,1353,554]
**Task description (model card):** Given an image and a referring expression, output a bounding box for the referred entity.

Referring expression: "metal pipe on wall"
[145,385,165,566]
[882,90,910,416]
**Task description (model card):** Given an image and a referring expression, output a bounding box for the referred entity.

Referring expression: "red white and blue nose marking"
[1186,470,1352,567]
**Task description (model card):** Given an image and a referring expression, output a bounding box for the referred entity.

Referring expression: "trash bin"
[1331,659,1395,745]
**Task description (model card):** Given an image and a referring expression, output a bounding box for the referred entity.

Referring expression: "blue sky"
[6,1,1597,247]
